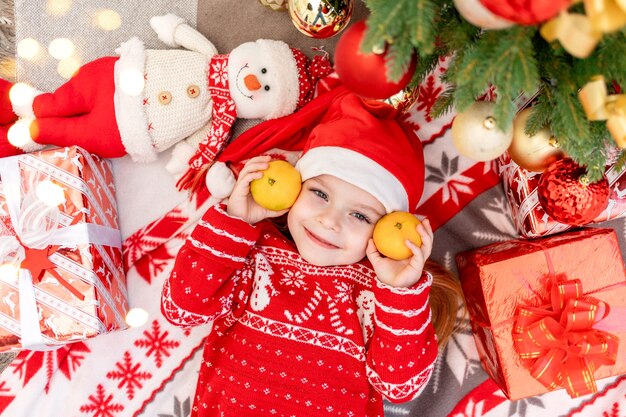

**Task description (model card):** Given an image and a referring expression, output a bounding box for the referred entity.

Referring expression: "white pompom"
[206,162,236,199]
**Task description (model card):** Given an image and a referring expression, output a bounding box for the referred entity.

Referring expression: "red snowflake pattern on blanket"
[134,320,180,368]
[2,46,622,417]
[106,351,152,400]
[80,384,125,417]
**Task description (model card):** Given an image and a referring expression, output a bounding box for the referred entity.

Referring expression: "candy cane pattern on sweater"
[161,204,438,416]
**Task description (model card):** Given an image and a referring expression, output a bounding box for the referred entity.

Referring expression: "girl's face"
[287,175,386,267]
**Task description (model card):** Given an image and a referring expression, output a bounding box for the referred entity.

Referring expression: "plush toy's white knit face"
[228,40,300,120]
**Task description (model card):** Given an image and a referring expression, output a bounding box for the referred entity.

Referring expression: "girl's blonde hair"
[425,260,466,350]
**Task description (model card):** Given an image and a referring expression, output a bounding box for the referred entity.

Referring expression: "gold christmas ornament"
[508,108,565,172]
[451,101,514,161]
[288,0,354,38]
[376,84,419,114]
[258,0,288,11]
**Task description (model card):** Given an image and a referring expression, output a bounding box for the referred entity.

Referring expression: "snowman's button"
[158,91,172,105]
[186,85,200,98]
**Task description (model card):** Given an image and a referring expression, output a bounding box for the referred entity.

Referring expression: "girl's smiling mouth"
[304,228,339,249]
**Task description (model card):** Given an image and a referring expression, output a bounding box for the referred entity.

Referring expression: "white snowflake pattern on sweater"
[161,205,437,417]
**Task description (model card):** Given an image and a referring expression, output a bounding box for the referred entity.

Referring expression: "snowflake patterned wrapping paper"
[455,228,626,401]
[497,153,626,238]
[0,146,127,351]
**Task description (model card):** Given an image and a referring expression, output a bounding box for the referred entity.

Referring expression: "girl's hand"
[366,219,434,288]
[226,156,289,224]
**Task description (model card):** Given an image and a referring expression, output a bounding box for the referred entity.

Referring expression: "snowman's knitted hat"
[178,42,332,192]
[206,86,425,213]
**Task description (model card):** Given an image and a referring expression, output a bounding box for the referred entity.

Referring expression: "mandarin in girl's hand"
[250,160,302,211]
[373,212,422,260]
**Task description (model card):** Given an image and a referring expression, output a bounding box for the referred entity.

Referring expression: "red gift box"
[0,147,127,351]
[497,153,626,238]
[456,228,626,400]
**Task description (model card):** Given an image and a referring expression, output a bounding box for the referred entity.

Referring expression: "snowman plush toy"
[0,13,331,189]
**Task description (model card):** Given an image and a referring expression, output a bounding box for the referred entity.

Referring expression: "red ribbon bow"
[513,279,619,398]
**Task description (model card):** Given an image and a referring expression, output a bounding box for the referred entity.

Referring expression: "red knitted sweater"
[161,205,437,417]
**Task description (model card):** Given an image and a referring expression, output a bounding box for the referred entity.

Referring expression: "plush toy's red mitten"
[0,78,18,125]
[0,124,23,157]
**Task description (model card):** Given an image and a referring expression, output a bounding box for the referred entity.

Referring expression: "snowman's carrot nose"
[244,74,261,91]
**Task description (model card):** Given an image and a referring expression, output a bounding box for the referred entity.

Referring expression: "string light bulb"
[125,308,149,328]
[46,0,72,16]
[95,9,122,31]
[57,57,81,79]
[0,264,19,283]
[17,38,42,61]
[36,180,66,207]
[48,38,75,60]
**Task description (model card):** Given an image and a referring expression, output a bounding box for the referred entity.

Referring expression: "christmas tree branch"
[361,0,626,176]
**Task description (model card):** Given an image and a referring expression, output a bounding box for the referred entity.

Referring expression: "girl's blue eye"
[312,189,328,201]
[351,212,371,224]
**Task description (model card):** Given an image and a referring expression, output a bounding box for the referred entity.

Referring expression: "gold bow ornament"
[540,0,626,58]
[578,75,626,148]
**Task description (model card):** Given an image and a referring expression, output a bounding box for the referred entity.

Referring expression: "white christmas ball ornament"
[453,0,514,30]
[451,101,514,161]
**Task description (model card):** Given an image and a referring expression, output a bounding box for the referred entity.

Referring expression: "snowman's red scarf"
[177,54,236,192]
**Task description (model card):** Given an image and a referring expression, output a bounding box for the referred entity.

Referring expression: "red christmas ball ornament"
[480,0,571,25]
[333,20,417,99]
[537,159,610,226]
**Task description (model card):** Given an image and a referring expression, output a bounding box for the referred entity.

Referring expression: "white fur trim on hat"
[114,37,157,163]
[206,161,236,199]
[296,146,409,213]
[254,39,300,120]
[7,118,45,152]
[150,14,186,47]
[11,86,42,118]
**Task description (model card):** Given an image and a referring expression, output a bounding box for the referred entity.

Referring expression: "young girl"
[161,88,462,417]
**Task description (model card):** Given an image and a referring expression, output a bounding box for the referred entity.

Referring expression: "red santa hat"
[205,86,425,213]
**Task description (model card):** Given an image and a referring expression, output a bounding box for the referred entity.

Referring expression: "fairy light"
[46,0,72,16]
[125,308,149,328]
[119,68,144,96]
[17,38,42,61]
[36,180,66,207]
[95,9,121,31]
[48,38,75,60]
[57,56,81,79]
[0,264,18,283]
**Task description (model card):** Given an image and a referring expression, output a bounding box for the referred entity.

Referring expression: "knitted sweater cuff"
[188,204,260,268]
[373,271,433,336]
